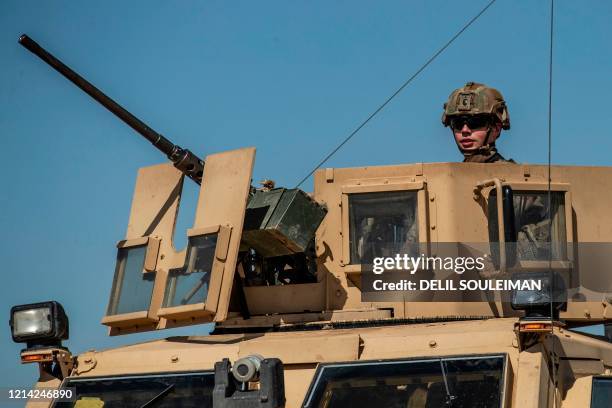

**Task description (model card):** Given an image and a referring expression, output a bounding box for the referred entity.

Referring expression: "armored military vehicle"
[9,35,612,408]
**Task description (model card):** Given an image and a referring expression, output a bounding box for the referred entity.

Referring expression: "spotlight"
[10,301,69,349]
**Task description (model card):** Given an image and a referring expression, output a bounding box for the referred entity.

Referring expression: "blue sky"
[1,0,611,390]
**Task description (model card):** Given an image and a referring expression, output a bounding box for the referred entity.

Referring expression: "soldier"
[441,84,560,260]
[442,82,512,163]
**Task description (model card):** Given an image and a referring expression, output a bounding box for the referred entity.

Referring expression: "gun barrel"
[18,34,203,184]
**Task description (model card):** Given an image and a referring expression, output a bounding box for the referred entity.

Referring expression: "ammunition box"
[242,188,327,256]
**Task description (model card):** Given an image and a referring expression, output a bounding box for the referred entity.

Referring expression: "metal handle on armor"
[477,178,508,272]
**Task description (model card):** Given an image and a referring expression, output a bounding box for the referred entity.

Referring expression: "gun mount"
[18,34,204,184]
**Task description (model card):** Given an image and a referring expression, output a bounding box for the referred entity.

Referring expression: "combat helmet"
[442,82,510,130]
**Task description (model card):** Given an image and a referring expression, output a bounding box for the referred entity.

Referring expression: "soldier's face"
[452,118,501,152]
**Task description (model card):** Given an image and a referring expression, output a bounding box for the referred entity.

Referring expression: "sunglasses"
[450,116,490,131]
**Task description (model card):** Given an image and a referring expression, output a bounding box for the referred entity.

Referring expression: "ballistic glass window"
[163,233,218,307]
[349,191,418,265]
[303,354,505,408]
[591,377,612,408]
[53,372,214,407]
[107,245,154,316]
[489,191,567,261]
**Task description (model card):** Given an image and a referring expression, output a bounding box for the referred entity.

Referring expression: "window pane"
[592,377,612,408]
[164,234,218,307]
[349,191,419,265]
[106,245,154,315]
[304,355,505,408]
[54,372,214,408]
[488,191,567,261]
[514,192,566,261]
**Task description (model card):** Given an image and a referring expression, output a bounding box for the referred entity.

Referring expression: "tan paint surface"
[194,147,255,321]
[29,159,612,407]
[110,160,612,328]
[103,163,184,331]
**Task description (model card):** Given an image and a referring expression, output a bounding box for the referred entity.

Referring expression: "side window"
[488,190,568,263]
[591,377,612,408]
[348,191,419,265]
[513,192,567,261]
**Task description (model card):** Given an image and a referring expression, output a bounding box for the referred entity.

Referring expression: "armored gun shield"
[102,147,255,334]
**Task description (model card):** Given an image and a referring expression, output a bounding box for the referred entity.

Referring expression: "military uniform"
[463,146,513,163]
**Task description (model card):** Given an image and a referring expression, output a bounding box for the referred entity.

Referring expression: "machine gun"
[19,34,326,277]
[18,34,204,185]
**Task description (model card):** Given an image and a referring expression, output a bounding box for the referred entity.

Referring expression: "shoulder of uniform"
[492,152,516,163]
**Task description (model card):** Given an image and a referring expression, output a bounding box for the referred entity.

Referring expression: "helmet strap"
[483,123,493,145]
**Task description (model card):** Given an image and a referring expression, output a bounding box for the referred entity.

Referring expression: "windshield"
[53,372,214,408]
[303,354,505,408]
[591,377,612,408]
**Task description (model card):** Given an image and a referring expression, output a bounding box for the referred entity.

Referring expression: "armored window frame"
[488,182,573,271]
[156,224,232,321]
[102,236,163,328]
[340,181,428,273]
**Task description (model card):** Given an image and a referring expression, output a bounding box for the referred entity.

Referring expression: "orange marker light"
[519,322,553,332]
[21,353,53,364]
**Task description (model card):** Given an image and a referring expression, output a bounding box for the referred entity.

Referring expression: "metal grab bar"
[476,178,507,272]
